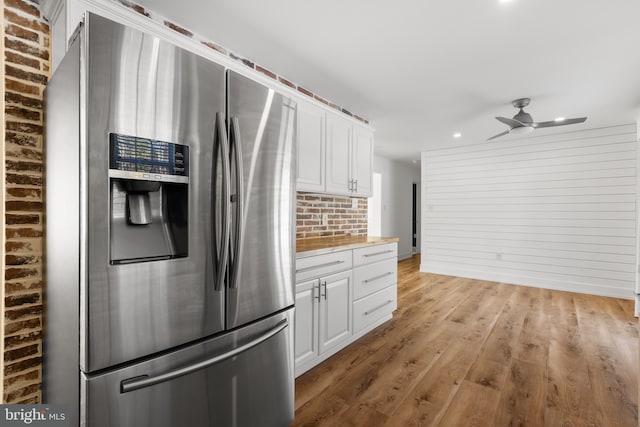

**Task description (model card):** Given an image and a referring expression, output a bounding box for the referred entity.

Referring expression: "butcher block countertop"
[296,235,399,258]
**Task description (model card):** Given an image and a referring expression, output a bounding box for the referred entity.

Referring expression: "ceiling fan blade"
[533,117,587,128]
[495,116,524,128]
[486,130,510,141]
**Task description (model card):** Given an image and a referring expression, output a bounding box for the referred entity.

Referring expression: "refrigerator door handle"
[120,319,289,394]
[213,112,231,291]
[229,117,244,289]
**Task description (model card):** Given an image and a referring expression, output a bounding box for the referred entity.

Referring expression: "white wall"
[421,124,637,299]
[373,155,420,260]
[636,121,640,314]
[367,172,382,236]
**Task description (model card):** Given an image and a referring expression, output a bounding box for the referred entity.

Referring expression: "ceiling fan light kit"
[487,97,587,141]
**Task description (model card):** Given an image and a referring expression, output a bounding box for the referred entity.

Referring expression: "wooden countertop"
[296,235,399,258]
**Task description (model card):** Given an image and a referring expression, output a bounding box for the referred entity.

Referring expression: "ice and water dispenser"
[109,133,189,264]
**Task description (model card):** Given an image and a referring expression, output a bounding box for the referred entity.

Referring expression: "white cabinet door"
[325,113,352,195]
[296,101,325,192]
[318,270,352,353]
[352,124,374,197]
[294,279,319,368]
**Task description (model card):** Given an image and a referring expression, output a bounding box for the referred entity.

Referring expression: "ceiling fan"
[487,98,587,141]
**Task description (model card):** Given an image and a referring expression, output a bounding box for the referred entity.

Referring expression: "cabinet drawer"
[295,250,352,282]
[353,258,397,300]
[353,285,397,334]
[353,243,397,266]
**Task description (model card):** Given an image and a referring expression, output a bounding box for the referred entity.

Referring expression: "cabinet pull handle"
[364,272,394,284]
[364,300,394,316]
[313,282,320,301]
[363,250,395,258]
[348,178,357,192]
[296,260,345,274]
[321,281,327,300]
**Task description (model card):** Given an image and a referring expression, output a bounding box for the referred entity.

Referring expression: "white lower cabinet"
[351,243,398,335]
[294,271,352,371]
[353,257,397,300]
[294,242,398,377]
[294,278,319,369]
[318,271,352,353]
[353,285,397,334]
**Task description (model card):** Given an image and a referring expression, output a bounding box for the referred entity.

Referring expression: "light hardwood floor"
[293,255,638,426]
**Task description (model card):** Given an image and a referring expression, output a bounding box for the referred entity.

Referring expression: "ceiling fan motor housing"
[513,109,533,125]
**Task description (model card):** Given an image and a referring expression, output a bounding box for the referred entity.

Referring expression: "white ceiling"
[134,0,640,163]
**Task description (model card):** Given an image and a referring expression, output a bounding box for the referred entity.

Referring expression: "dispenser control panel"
[109,133,189,183]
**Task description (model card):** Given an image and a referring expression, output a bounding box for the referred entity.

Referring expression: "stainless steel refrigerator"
[44,13,296,427]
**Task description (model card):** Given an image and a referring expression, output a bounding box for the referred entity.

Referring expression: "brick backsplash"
[3,0,50,404]
[296,193,368,240]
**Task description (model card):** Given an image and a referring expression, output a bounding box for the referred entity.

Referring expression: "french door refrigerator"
[44,12,296,427]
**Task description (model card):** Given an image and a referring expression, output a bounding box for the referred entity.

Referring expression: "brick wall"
[3,0,50,404]
[296,193,367,239]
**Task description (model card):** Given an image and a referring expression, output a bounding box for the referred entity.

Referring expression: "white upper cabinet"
[325,113,352,196]
[323,112,373,197]
[352,123,374,197]
[296,100,326,193]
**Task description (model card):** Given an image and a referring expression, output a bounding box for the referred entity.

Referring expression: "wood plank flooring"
[292,255,638,426]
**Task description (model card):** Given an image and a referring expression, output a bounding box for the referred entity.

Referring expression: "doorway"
[412,182,420,254]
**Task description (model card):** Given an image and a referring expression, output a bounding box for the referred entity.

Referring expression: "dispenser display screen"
[109,133,189,177]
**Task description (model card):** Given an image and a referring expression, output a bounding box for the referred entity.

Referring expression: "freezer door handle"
[213,112,231,291]
[229,117,244,290]
[120,319,289,394]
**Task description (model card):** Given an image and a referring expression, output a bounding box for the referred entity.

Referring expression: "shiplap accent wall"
[420,124,637,299]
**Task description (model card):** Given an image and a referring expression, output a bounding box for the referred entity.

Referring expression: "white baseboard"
[420,262,634,300]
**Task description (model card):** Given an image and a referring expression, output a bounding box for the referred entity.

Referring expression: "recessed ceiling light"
[453,132,462,138]
[499,0,513,3]
[554,117,565,122]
